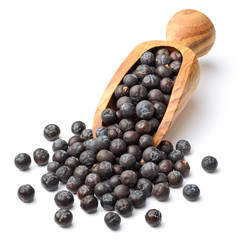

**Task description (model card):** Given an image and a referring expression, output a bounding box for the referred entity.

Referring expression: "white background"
[0,0,245,239]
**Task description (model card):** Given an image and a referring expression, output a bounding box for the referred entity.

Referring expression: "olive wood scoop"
[93,9,216,147]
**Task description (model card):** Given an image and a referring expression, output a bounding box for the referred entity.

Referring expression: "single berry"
[183,184,200,201]
[54,190,74,209]
[17,184,35,203]
[167,170,183,188]
[176,140,191,154]
[115,198,133,216]
[201,156,218,173]
[33,148,49,166]
[54,209,73,227]
[80,195,98,213]
[104,212,121,230]
[145,209,162,227]
[71,121,86,135]
[14,153,31,171]
[43,124,60,141]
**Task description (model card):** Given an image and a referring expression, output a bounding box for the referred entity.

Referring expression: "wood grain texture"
[93,40,200,147]
[166,9,216,58]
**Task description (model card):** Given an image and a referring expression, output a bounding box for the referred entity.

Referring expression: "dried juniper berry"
[167,170,183,188]
[68,135,83,146]
[142,147,164,164]
[155,54,171,67]
[110,138,127,156]
[101,193,117,211]
[170,50,182,61]
[43,124,60,141]
[94,135,111,152]
[52,139,68,151]
[129,84,148,102]
[135,120,152,134]
[134,64,152,80]
[149,118,160,134]
[54,190,74,209]
[120,102,136,118]
[158,159,173,174]
[80,195,98,213]
[113,184,130,199]
[176,139,191,154]
[168,149,184,163]
[160,77,174,94]
[41,172,59,191]
[136,178,153,197]
[174,159,190,177]
[119,153,136,170]
[104,212,121,230]
[96,149,115,163]
[67,142,85,157]
[127,145,142,161]
[107,124,123,138]
[183,184,200,201]
[140,51,155,65]
[123,131,140,145]
[152,183,170,201]
[107,128,118,140]
[47,161,61,173]
[54,209,73,227]
[56,166,73,184]
[145,209,162,227]
[115,84,129,99]
[101,108,117,125]
[94,182,112,199]
[66,176,83,193]
[64,156,79,171]
[14,153,31,171]
[79,150,96,168]
[123,74,138,87]
[170,60,182,74]
[153,102,166,120]
[119,118,135,132]
[97,161,114,180]
[140,162,158,180]
[116,96,133,109]
[71,121,86,135]
[153,173,168,185]
[120,170,137,187]
[148,89,164,103]
[115,198,133,217]
[33,148,49,166]
[108,175,121,189]
[155,65,173,78]
[129,190,146,208]
[136,100,154,120]
[77,184,94,200]
[80,129,93,141]
[163,94,171,106]
[142,74,160,90]
[52,150,69,164]
[156,48,170,56]
[158,140,173,154]
[85,173,101,188]
[96,126,108,137]
[73,165,90,181]
[17,184,35,203]
[201,156,218,173]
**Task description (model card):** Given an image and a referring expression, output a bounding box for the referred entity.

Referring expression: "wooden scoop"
[93,9,216,147]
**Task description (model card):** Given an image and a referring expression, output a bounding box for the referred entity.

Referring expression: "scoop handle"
[166,9,216,58]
